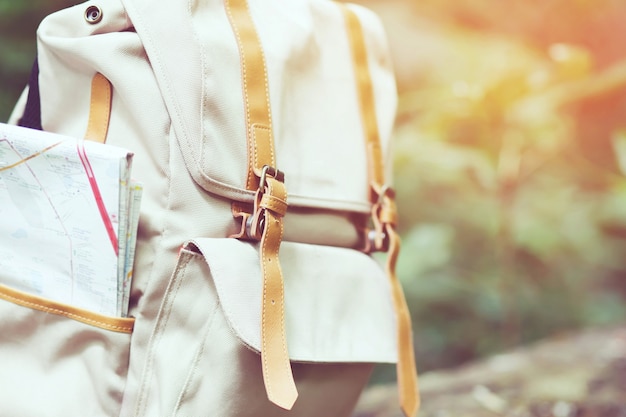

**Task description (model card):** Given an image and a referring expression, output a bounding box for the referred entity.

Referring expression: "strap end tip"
[268,388,298,411]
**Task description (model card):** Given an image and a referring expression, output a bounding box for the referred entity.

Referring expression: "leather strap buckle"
[245,165,287,241]
[375,184,395,205]
[258,165,285,191]
[364,184,397,253]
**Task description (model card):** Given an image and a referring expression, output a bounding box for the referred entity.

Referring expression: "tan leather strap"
[224,0,297,410]
[341,8,385,195]
[84,73,112,144]
[224,0,275,189]
[341,5,420,417]
[0,283,134,333]
[256,177,297,409]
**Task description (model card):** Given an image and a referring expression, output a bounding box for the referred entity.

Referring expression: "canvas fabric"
[2,0,418,416]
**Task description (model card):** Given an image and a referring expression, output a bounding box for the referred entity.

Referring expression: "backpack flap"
[186,238,397,363]
[121,0,396,213]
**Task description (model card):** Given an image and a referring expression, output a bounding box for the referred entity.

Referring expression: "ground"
[354,326,626,417]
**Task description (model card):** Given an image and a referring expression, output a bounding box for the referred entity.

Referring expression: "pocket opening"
[0,283,134,333]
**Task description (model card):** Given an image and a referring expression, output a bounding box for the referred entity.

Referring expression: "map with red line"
[0,123,140,317]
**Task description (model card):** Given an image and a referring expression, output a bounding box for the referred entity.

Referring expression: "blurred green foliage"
[1,0,625,381]
[382,0,626,375]
[0,0,75,121]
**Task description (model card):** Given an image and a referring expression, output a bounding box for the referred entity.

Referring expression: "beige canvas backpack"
[2,0,420,416]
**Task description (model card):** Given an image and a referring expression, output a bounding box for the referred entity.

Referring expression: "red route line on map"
[76,141,118,256]
[1,136,119,259]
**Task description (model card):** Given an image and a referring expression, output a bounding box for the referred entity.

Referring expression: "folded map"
[0,123,141,317]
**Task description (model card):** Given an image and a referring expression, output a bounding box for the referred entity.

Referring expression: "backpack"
[2,0,419,416]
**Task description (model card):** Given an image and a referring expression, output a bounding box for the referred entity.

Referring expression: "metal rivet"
[84,6,103,24]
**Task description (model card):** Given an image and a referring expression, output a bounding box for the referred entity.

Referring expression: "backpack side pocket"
[0,284,134,417]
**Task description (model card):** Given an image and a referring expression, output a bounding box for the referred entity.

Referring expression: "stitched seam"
[196,0,209,182]
[122,0,177,342]
[277,211,289,378]
[343,7,385,188]
[253,125,274,171]
[0,291,132,332]
[134,112,175,414]
[101,78,111,142]
[124,0,230,209]
[253,126,259,176]
[88,78,97,139]
[262,180,290,392]
[261,195,287,215]
[387,225,418,410]
[126,0,252,200]
[261,216,272,395]
[87,75,111,144]
[184,0,201,165]
[135,253,191,416]
[225,0,254,191]
[133,124,174,415]
[259,49,274,168]
[173,300,220,415]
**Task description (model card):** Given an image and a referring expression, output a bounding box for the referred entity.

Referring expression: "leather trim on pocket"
[0,283,134,333]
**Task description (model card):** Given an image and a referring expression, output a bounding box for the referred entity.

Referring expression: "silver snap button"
[84,5,103,24]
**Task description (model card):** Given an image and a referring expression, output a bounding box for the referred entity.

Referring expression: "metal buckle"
[245,211,265,239]
[258,165,285,190]
[376,184,395,205]
[362,183,395,253]
[365,229,389,253]
[237,165,285,240]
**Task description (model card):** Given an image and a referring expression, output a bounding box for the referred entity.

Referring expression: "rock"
[354,326,626,417]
